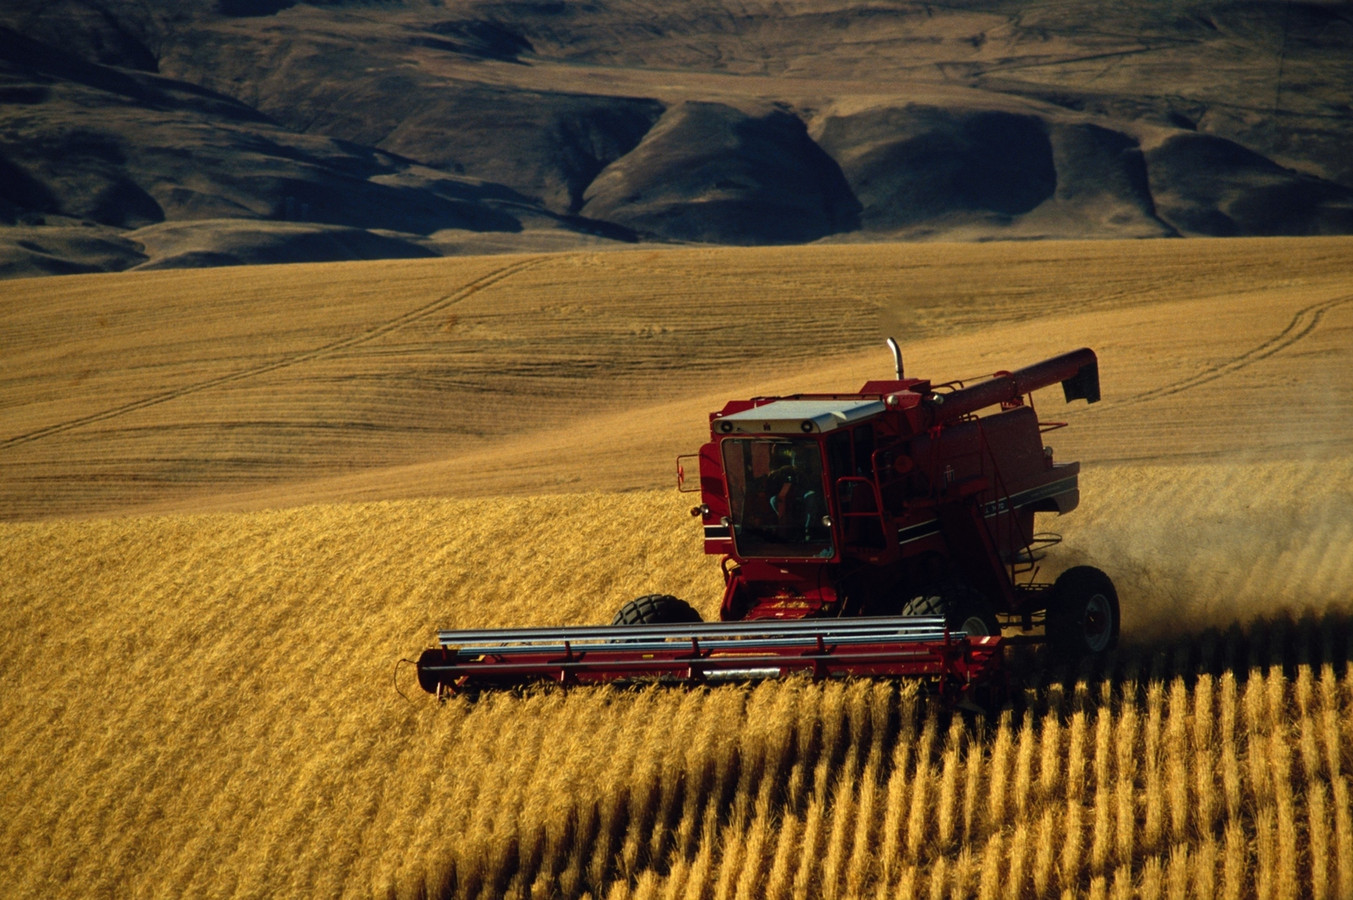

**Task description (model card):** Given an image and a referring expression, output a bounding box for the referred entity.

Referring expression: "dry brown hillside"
[2,238,1352,898]
[3,0,1352,274]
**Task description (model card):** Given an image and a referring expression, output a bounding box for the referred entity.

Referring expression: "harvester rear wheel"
[612,594,702,626]
[1046,566,1119,658]
[901,582,1000,637]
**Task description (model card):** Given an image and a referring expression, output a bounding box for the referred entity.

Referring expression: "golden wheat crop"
[2,456,1351,898]
[4,239,1353,897]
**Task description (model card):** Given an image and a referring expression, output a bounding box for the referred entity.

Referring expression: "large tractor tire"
[612,593,702,626]
[1045,566,1119,658]
[901,581,1001,637]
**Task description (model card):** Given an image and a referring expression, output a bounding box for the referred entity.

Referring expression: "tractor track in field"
[1116,292,1353,407]
[0,256,548,450]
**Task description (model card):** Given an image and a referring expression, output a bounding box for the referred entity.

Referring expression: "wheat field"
[2,238,1352,898]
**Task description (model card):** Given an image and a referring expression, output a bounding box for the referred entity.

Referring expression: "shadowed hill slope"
[581,101,861,243]
[2,0,1352,275]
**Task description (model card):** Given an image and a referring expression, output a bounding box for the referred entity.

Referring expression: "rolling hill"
[2,0,1353,276]
[4,236,1351,521]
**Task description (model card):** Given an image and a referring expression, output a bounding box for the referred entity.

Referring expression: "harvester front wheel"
[902,582,1000,637]
[612,594,702,626]
[1046,566,1119,658]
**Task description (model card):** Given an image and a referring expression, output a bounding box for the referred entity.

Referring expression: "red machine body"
[415,346,1114,704]
[680,347,1102,634]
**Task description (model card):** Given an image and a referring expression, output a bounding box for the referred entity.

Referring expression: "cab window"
[721,438,833,558]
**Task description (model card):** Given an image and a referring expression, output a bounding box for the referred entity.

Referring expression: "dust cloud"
[1055,456,1353,644]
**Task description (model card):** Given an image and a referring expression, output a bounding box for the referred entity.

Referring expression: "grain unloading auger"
[415,344,1116,706]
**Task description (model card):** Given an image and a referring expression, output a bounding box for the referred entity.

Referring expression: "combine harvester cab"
[416,342,1115,707]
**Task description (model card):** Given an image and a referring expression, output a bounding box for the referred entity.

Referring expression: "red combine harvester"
[416,343,1116,705]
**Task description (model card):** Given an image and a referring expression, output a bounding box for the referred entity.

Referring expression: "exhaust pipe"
[886,337,903,379]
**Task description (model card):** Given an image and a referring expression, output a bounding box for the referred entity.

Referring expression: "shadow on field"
[1015,601,1353,714]
[417,603,1353,899]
